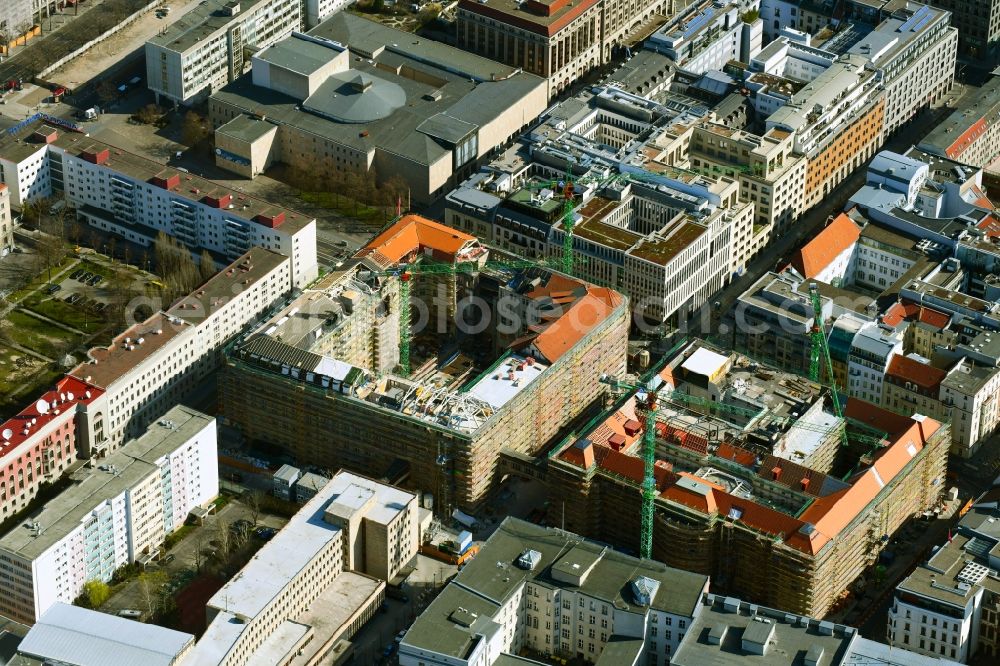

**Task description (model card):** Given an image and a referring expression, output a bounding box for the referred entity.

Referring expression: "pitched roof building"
[546,342,950,617]
[789,212,862,282]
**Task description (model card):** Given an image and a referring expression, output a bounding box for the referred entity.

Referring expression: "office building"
[918,73,1000,169]
[187,471,408,665]
[926,0,1000,63]
[209,16,547,205]
[888,488,1000,663]
[547,342,950,617]
[0,406,218,624]
[9,602,195,666]
[0,124,318,287]
[321,471,420,583]
[847,321,904,404]
[676,592,960,665]
[455,0,674,98]
[145,0,303,106]
[399,517,710,666]
[848,4,956,137]
[71,247,293,449]
[221,214,629,514]
[0,377,104,521]
[647,0,762,74]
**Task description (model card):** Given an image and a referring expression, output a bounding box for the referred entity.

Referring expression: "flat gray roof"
[148,0,286,54]
[216,115,279,143]
[672,594,855,665]
[211,13,544,166]
[0,406,213,561]
[256,35,344,77]
[402,517,708,659]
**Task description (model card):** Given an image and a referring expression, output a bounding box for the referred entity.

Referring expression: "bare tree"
[96,80,117,107]
[244,491,262,528]
[181,111,210,147]
[214,517,231,562]
[35,234,66,282]
[193,531,206,575]
[199,249,216,283]
[137,571,168,619]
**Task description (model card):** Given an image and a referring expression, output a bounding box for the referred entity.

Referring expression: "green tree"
[79,580,111,609]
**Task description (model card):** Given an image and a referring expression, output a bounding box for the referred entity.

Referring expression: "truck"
[420,542,480,566]
[80,107,98,120]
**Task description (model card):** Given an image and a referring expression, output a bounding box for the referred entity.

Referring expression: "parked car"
[87,275,102,286]
[46,283,61,294]
[394,630,406,644]
[70,269,84,280]
[66,293,80,304]
[94,302,108,312]
[81,271,93,281]
[117,609,142,619]
[253,527,276,541]
[382,644,396,657]
[163,553,175,564]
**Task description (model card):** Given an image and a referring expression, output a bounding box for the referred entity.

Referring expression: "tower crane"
[358,256,570,377]
[807,282,848,447]
[599,373,662,560]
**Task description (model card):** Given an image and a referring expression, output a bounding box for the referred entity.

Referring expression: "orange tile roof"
[885,355,947,391]
[355,214,479,267]
[757,455,833,498]
[917,306,950,329]
[790,213,861,279]
[526,288,623,363]
[0,376,103,459]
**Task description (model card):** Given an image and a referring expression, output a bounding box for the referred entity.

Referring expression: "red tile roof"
[885,355,947,392]
[715,442,756,468]
[881,299,949,330]
[790,213,862,279]
[0,376,104,460]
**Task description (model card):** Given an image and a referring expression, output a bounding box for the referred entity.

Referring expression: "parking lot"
[100,495,290,631]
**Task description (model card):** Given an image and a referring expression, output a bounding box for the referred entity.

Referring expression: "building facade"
[918,73,1000,168]
[400,517,710,666]
[72,246,294,450]
[145,0,303,106]
[188,471,403,665]
[0,125,318,287]
[0,184,12,256]
[0,406,218,624]
[0,377,104,522]
[456,0,675,98]
[847,322,903,404]
[888,489,1000,663]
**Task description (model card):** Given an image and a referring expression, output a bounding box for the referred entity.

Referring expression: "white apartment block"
[72,246,293,449]
[0,125,318,287]
[188,471,407,665]
[305,0,347,28]
[400,518,710,666]
[0,184,12,256]
[940,359,1000,458]
[145,0,303,106]
[888,492,1000,663]
[848,321,904,405]
[0,406,218,624]
[0,140,51,209]
[647,0,761,74]
[849,3,957,136]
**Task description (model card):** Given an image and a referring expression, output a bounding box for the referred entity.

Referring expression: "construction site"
[544,338,950,618]
[220,215,630,516]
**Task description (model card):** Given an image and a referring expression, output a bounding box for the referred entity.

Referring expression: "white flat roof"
[17,603,193,666]
[681,347,729,379]
[326,471,415,525]
[467,354,547,410]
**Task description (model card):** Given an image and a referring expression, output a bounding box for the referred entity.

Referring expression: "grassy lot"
[8,259,78,302]
[0,343,62,418]
[299,191,386,225]
[2,310,81,359]
[21,294,108,334]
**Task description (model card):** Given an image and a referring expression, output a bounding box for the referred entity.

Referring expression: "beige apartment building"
[456,0,675,98]
[688,123,807,256]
